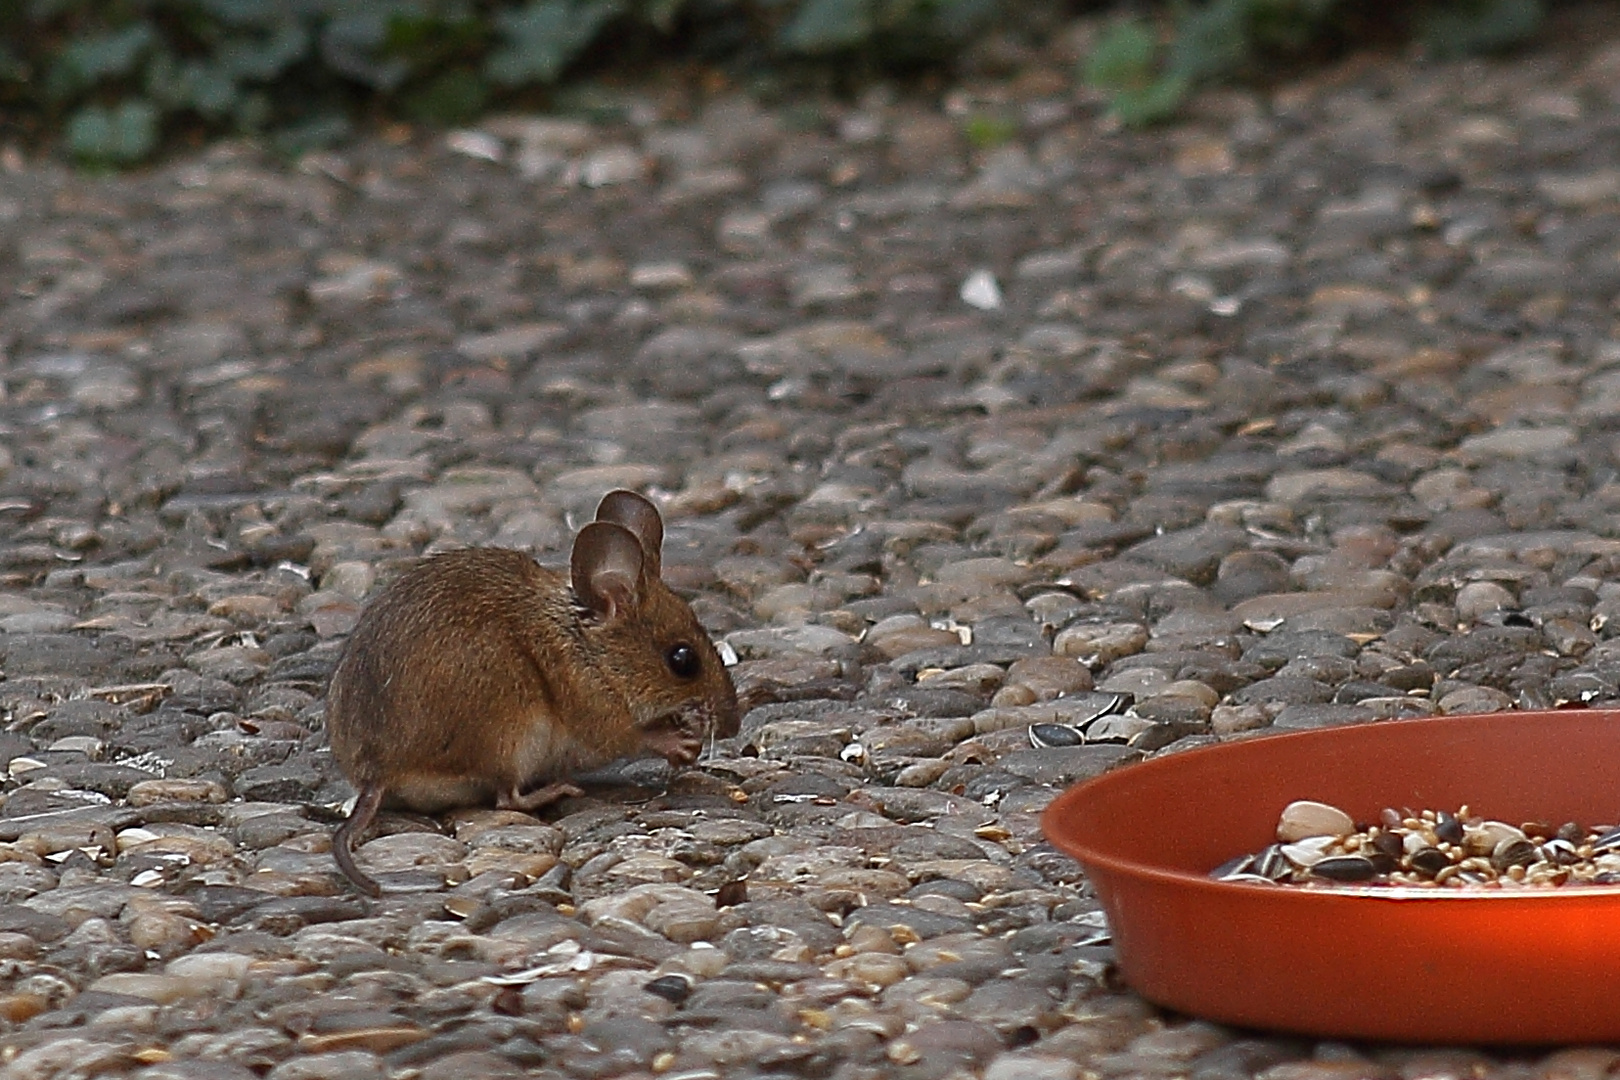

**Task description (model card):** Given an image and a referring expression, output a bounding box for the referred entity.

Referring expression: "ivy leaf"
[1167,0,1253,85]
[780,0,871,54]
[1107,73,1189,127]
[166,60,240,118]
[49,24,156,99]
[217,23,312,81]
[925,0,1000,43]
[66,99,159,166]
[1084,19,1159,92]
[487,0,624,87]
[1084,16,1191,126]
[322,9,418,91]
[1421,0,1544,59]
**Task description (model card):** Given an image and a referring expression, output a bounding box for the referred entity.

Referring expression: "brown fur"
[325,490,739,896]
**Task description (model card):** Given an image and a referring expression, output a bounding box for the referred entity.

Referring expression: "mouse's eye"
[666,643,700,679]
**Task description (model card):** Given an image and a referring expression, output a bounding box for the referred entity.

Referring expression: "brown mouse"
[325,489,740,896]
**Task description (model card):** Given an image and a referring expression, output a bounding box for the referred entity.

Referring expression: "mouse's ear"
[572,521,645,622]
[594,489,662,577]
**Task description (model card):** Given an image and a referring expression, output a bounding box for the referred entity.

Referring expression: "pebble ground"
[4,6,1620,1078]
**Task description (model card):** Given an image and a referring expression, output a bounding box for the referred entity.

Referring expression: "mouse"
[324,489,741,896]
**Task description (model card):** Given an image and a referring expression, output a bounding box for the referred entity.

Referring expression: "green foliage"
[962,112,1017,150]
[403,66,490,123]
[1243,0,1339,52]
[1085,19,1182,126]
[66,99,159,166]
[1111,71,1190,128]
[1168,2,1255,86]
[49,24,157,100]
[488,0,625,86]
[778,0,1000,60]
[1085,0,1546,127]
[1420,0,1545,59]
[1085,18,1156,90]
[0,0,1557,167]
[215,24,312,82]
[780,0,873,53]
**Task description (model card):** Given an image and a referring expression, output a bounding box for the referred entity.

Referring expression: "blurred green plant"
[780,0,999,60]
[0,0,1001,166]
[1084,0,1546,127]
[1085,17,1188,127]
[0,0,1554,165]
[1419,0,1545,59]
[488,1,625,86]
[962,112,1018,149]
[65,99,160,167]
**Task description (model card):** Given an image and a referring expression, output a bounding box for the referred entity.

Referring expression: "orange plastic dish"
[1041,710,1620,1044]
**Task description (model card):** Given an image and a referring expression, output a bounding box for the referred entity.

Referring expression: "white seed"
[1276,799,1356,843]
[1280,835,1338,868]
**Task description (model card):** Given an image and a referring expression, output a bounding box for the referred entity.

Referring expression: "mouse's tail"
[333,785,385,898]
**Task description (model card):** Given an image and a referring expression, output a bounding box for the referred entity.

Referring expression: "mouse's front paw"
[642,719,704,767]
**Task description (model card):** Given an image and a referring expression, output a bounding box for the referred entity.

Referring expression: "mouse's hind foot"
[499,780,585,812]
